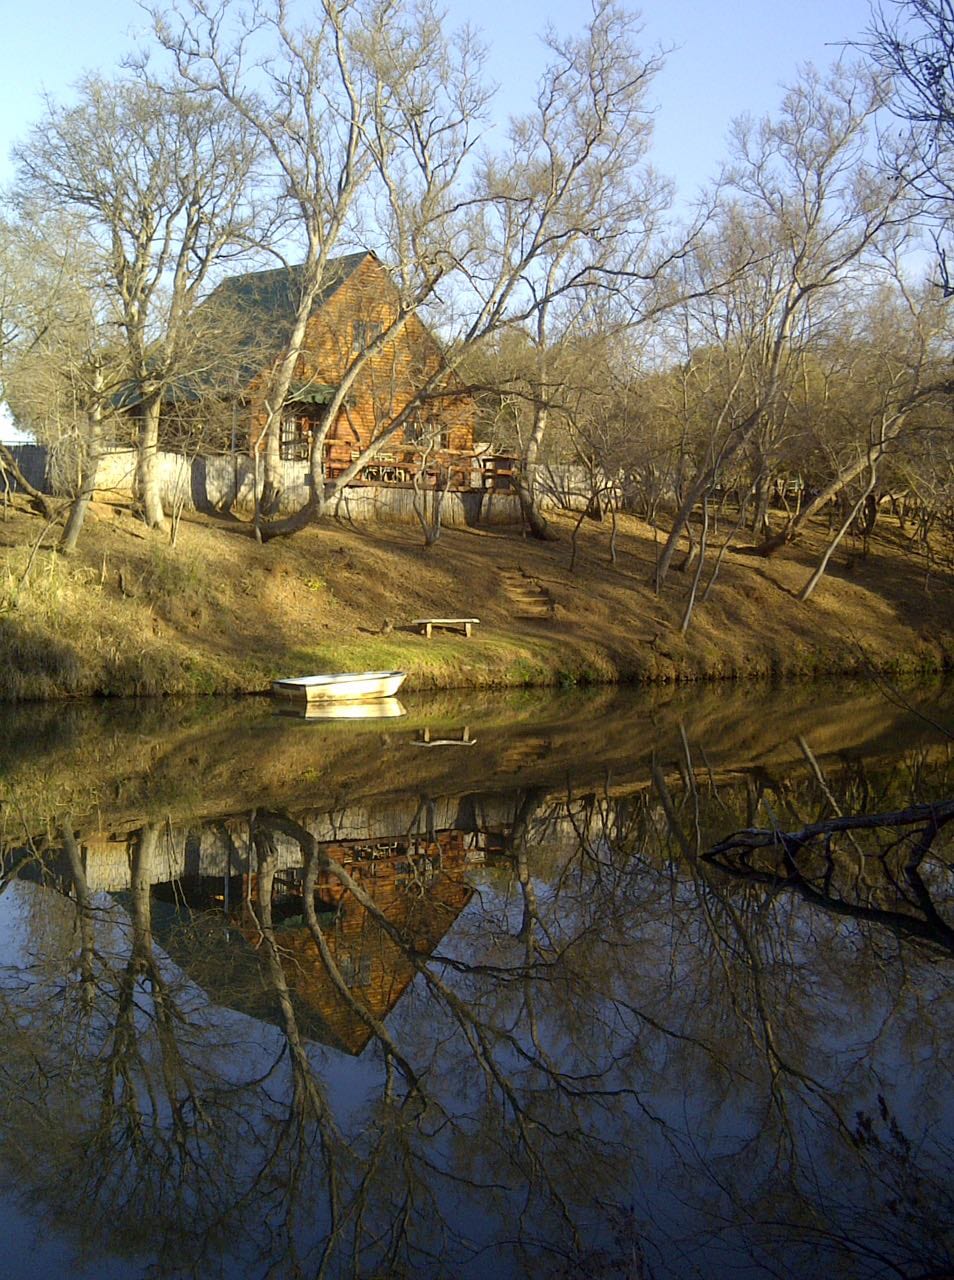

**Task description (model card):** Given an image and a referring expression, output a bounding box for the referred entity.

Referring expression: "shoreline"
[3,632,949,703]
[1,502,952,701]
[2,636,950,702]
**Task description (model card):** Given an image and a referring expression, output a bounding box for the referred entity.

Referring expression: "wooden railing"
[323,444,516,493]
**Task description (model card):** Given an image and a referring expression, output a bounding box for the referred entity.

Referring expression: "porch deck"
[322,443,516,493]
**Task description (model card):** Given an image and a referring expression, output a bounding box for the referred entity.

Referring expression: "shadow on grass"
[0,617,84,699]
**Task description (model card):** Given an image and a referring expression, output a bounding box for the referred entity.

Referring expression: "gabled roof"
[204,251,371,370]
[110,376,202,410]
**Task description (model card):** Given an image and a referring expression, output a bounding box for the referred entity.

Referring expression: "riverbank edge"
[3,623,952,703]
[2,504,952,701]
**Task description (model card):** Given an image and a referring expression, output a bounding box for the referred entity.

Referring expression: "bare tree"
[155,0,680,542]
[1,210,131,549]
[155,0,489,529]
[14,74,261,530]
[486,1,669,540]
[0,215,20,381]
[865,0,954,292]
[0,212,67,517]
[758,252,954,560]
[652,64,909,595]
[409,433,451,548]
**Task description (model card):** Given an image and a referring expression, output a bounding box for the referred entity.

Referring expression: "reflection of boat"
[279,697,407,721]
[271,671,407,703]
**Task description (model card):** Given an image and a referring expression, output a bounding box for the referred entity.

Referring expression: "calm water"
[0,679,951,1279]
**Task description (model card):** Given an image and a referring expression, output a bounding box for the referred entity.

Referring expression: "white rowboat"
[271,670,407,703]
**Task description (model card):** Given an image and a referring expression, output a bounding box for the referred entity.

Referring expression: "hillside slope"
[0,497,951,699]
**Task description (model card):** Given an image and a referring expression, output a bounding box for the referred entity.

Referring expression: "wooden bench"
[412,617,479,639]
[413,725,476,746]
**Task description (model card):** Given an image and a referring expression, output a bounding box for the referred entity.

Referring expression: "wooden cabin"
[206,252,512,492]
[155,827,474,1055]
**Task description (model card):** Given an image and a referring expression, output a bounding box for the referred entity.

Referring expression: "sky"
[0,0,880,439]
[0,0,878,202]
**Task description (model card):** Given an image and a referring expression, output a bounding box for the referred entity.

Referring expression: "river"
[0,677,951,1279]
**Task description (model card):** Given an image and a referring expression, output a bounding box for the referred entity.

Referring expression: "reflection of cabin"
[261,841,472,1055]
[206,252,515,494]
[157,827,473,1055]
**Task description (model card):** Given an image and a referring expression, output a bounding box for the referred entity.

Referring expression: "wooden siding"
[248,255,475,468]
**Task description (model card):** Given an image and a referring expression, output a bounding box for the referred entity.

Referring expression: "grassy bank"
[0,496,951,700]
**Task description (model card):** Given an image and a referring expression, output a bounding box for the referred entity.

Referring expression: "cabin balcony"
[322,442,516,493]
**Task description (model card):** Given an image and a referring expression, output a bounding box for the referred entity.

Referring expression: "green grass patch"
[277,627,621,694]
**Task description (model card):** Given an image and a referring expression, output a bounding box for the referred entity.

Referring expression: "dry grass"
[0,495,951,700]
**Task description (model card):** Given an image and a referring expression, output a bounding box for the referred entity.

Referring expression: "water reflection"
[0,680,951,1279]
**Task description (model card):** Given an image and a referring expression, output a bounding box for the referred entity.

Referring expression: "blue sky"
[0,0,882,439]
[0,0,877,203]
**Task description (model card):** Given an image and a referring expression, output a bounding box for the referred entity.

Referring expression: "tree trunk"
[259,415,284,515]
[62,824,97,1012]
[568,506,588,572]
[257,489,326,540]
[411,454,449,548]
[680,495,709,634]
[654,469,713,592]
[700,490,751,604]
[517,405,558,541]
[517,477,558,539]
[137,396,166,530]
[757,408,916,556]
[798,464,878,602]
[758,455,873,556]
[859,491,879,537]
[751,470,770,536]
[0,443,55,519]
[61,389,104,554]
[130,823,160,955]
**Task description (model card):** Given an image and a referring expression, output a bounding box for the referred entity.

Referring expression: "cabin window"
[404,417,449,449]
[280,411,311,461]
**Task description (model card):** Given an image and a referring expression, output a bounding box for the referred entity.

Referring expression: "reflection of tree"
[637,739,954,1278]
[0,820,355,1276]
[704,798,954,956]
[243,818,348,1274]
[246,809,420,1087]
[0,741,950,1278]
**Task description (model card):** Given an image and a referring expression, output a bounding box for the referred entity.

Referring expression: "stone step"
[500,566,553,621]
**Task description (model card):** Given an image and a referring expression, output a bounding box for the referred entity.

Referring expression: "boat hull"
[271,671,407,703]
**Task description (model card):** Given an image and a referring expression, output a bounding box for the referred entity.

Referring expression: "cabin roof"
[205,251,371,370]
